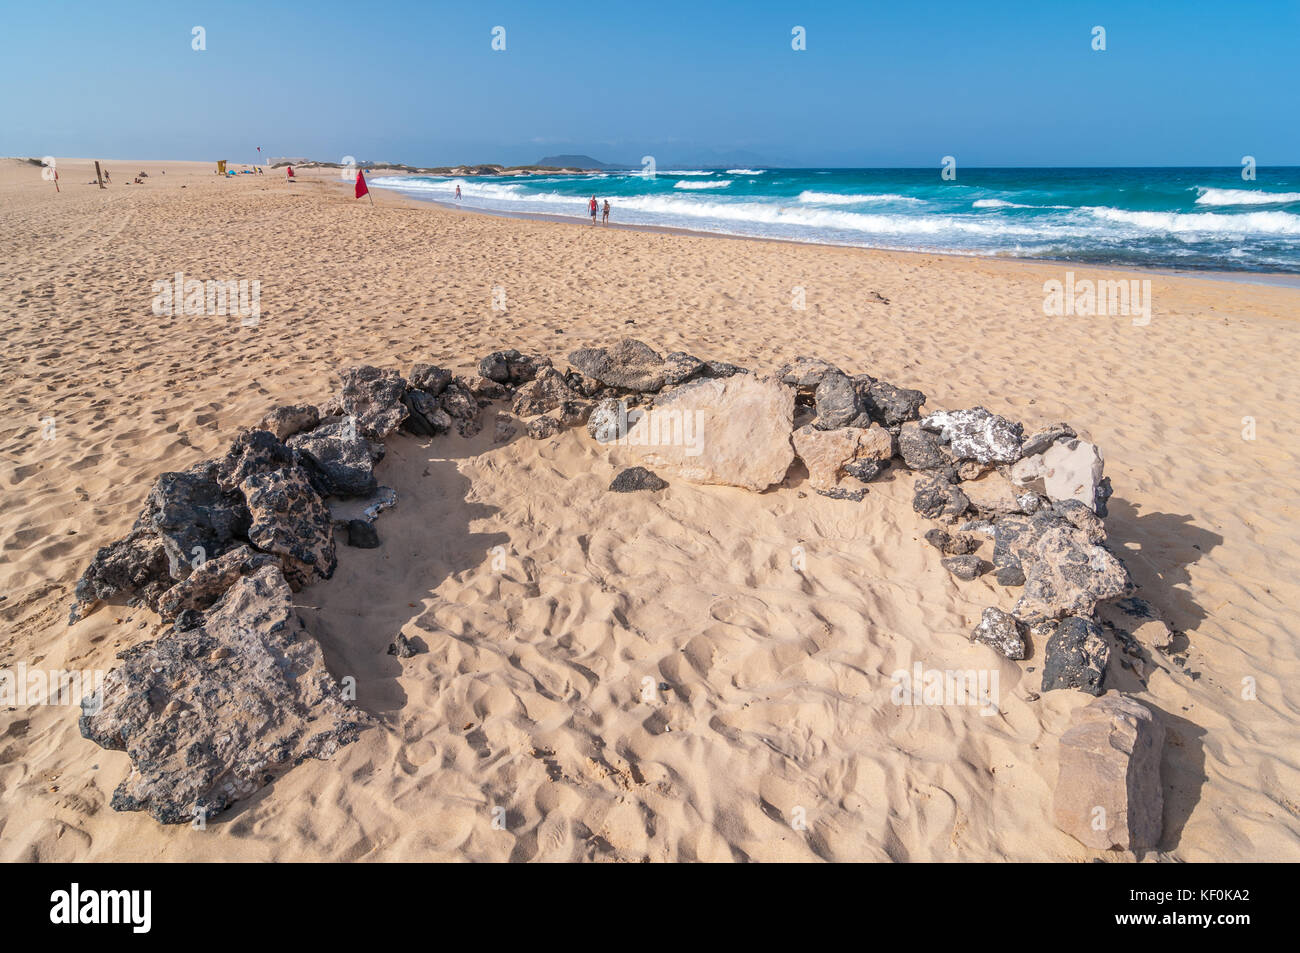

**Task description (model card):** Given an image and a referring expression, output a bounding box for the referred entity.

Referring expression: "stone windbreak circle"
[69,339,1173,849]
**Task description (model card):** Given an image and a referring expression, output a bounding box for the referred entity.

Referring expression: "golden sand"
[1,158,1297,861]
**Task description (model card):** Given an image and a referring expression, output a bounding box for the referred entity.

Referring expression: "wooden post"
[94,161,105,189]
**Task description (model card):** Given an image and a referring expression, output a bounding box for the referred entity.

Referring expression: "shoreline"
[366,177,1300,290]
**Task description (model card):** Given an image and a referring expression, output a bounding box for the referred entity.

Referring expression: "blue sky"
[2,0,1297,167]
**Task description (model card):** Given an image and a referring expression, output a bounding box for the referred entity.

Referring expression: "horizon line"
[13,155,1300,172]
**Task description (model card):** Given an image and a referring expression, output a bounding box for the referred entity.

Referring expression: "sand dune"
[1,158,1298,861]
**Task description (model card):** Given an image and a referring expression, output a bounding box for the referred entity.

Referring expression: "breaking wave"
[1086,206,1300,235]
[1194,187,1300,206]
[370,169,1300,272]
[797,191,923,205]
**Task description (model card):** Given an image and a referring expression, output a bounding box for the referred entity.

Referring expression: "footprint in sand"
[707,593,772,632]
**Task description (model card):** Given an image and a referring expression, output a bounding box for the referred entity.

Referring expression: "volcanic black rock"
[1041,616,1111,696]
[288,418,384,498]
[346,519,380,548]
[79,565,370,824]
[610,467,669,492]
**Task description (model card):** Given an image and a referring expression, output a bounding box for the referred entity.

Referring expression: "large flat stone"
[629,374,794,491]
[1054,693,1164,850]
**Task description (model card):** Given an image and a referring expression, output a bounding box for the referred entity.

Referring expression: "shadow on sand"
[301,427,513,719]
[1098,496,1221,854]
[1103,496,1223,635]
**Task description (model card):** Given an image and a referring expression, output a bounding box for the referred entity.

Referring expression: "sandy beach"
[1,157,1298,862]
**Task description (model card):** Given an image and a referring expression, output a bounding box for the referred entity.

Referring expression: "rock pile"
[70,338,1172,846]
[80,566,368,824]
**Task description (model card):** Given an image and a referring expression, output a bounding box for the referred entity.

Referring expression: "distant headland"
[269,154,633,177]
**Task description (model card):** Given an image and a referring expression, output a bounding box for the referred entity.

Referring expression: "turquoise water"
[372,167,1300,273]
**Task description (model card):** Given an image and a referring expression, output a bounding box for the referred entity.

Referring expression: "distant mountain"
[537,150,780,171]
[536,154,625,170]
[660,149,774,170]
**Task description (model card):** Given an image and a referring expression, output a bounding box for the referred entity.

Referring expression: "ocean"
[371,167,1300,274]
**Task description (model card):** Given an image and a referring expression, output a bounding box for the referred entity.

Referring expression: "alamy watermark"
[891,662,999,715]
[151,271,260,326]
[1043,271,1150,326]
[0,664,104,713]
[49,883,151,933]
[591,401,704,456]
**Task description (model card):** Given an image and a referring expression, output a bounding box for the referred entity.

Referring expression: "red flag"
[355,170,369,199]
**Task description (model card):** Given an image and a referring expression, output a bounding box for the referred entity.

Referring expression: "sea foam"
[797,191,923,205]
[1195,187,1300,206]
[1087,206,1300,235]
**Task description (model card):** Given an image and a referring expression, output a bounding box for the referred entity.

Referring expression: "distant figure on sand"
[455,184,462,200]
[286,165,295,181]
[589,196,598,224]
[602,199,610,224]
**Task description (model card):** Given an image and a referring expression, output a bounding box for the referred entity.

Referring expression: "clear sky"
[2,0,1297,168]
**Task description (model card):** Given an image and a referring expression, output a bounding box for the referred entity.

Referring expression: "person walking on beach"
[602,199,610,224]
[589,196,598,224]
[455,184,462,200]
